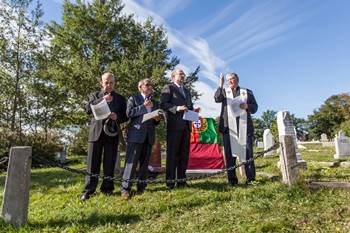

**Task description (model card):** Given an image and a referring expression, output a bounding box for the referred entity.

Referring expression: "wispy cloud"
[123,0,225,116]
[206,0,317,62]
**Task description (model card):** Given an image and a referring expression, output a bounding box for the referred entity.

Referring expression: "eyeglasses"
[143,83,152,87]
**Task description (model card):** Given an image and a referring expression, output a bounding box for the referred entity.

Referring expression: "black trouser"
[166,129,190,188]
[223,132,255,184]
[121,137,152,193]
[83,132,119,194]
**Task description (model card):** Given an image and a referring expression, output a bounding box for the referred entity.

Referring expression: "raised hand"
[219,73,224,88]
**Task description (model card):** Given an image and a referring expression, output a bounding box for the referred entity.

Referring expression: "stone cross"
[1,147,32,227]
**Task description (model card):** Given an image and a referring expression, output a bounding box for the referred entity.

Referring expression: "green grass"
[1,144,350,232]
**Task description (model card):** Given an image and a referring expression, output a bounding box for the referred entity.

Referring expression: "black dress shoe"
[229,181,238,186]
[80,192,90,201]
[176,182,189,188]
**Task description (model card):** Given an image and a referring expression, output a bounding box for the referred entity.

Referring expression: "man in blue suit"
[121,78,161,199]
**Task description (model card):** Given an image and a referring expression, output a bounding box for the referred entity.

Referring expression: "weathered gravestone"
[256,141,264,149]
[277,111,302,185]
[334,131,350,159]
[55,144,67,163]
[320,133,334,147]
[263,129,274,156]
[1,147,32,227]
[320,133,328,142]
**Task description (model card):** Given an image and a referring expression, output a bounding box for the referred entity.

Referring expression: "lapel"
[98,90,106,98]
[172,83,186,100]
[135,93,144,106]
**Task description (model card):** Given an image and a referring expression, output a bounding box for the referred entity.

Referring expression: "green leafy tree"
[44,0,179,125]
[0,0,53,155]
[253,117,264,141]
[44,0,200,146]
[260,110,277,130]
[308,93,350,139]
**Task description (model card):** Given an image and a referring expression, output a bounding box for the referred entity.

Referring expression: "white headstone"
[263,129,274,156]
[320,133,328,142]
[257,141,264,148]
[334,130,350,159]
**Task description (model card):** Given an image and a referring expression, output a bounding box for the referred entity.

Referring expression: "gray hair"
[138,78,151,88]
[100,72,115,81]
[226,72,239,82]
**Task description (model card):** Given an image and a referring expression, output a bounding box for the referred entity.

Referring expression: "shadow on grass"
[255,164,270,169]
[19,212,140,230]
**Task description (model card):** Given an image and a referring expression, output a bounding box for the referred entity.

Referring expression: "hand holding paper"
[182,110,199,122]
[90,99,111,120]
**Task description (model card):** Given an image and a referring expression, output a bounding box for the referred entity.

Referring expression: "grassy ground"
[1,144,350,233]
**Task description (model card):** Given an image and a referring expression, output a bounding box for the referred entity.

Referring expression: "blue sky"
[41,0,350,118]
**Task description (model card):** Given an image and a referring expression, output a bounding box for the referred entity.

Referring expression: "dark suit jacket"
[86,90,128,142]
[161,83,194,131]
[214,86,258,136]
[126,94,159,145]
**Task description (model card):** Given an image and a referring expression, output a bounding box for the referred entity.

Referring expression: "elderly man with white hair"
[161,67,200,190]
[214,72,258,185]
[81,72,128,201]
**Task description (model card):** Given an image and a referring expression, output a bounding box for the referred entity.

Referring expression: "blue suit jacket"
[126,93,159,145]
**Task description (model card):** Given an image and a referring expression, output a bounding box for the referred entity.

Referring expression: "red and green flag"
[189,118,224,170]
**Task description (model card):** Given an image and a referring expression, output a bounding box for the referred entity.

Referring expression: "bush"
[68,126,89,156]
[339,120,350,137]
[0,130,62,167]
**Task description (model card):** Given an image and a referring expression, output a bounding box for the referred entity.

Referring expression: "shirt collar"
[140,93,151,100]
[173,82,182,88]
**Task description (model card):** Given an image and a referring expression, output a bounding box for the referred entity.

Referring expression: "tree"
[44,0,180,125]
[260,110,277,130]
[308,93,350,139]
[253,110,277,142]
[0,0,48,150]
[44,0,200,146]
[253,117,264,141]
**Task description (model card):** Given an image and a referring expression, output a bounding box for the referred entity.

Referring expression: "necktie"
[145,96,152,113]
[179,86,186,98]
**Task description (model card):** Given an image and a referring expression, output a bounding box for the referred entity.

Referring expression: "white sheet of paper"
[90,98,111,120]
[228,96,245,117]
[142,109,163,123]
[183,110,199,122]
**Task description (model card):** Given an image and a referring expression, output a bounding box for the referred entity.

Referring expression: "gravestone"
[263,129,274,156]
[320,133,334,147]
[56,144,67,163]
[320,133,328,142]
[277,111,300,185]
[256,141,264,149]
[334,131,350,159]
[1,147,32,227]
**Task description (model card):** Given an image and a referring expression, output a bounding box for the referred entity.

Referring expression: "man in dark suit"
[214,72,258,185]
[161,68,199,189]
[120,78,161,199]
[81,72,128,200]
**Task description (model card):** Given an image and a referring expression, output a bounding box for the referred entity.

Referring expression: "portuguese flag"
[188,118,225,169]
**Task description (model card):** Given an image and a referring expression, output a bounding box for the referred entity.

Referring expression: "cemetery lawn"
[1,143,350,233]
